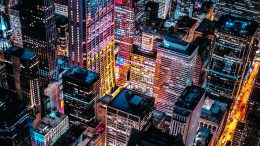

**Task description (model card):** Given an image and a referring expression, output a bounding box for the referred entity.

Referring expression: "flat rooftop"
[36,112,68,136]
[128,126,184,146]
[174,85,205,114]
[63,66,99,87]
[200,97,228,123]
[5,47,37,61]
[217,14,258,37]
[108,88,155,117]
[159,35,197,56]
[132,45,157,59]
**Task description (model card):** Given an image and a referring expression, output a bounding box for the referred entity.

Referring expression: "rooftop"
[200,97,228,123]
[5,47,37,61]
[108,88,155,117]
[78,124,105,146]
[217,14,258,37]
[36,111,68,136]
[128,126,184,146]
[132,45,157,59]
[159,35,197,56]
[174,86,205,115]
[63,66,99,87]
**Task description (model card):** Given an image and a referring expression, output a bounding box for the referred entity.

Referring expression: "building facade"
[9,5,23,48]
[206,15,258,99]
[154,35,198,115]
[19,0,58,83]
[32,111,69,146]
[63,67,100,123]
[170,85,205,146]
[5,47,41,110]
[69,0,116,95]
[115,0,146,85]
[106,88,154,146]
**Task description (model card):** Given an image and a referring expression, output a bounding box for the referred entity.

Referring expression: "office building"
[216,0,260,34]
[63,67,100,123]
[96,95,112,124]
[54,0,68,17]
[128,125,184,146]
[149,0,172,19]
[193,127,212,146]
[173,0,194,20]
[206,15,258,99]
[0,88,31,146]
[56,15,69,57]
[69,0,116,95]
[78,124,106,146]
[154,35,198,115]
[9,5,23,48]
[53,123,87,146]
[129,44,156,97]
[19,0,58,83]
[32,111,69,146]
[106,88,155,146]
[5,47,41,110]
[170,85,205,146]
[199,95,230,146]
[115,0,146,85]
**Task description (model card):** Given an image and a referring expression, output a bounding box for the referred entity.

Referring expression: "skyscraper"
[170,85,205,146]
[69,0,116,95]
[5,47,41,110]
[154,35,198,115]
[19,0,58,83]
[216,0,260,34]
[206,15,258,99]
[106,88,155,146]
[63,66,100,123]
[173,0,193,20]
[115,0,146,85]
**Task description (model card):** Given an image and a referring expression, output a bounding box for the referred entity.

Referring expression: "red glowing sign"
[115,0,125,4]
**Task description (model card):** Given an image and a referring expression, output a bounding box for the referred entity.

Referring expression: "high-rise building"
[115,0,146,85]
[206,15,258,99]
[170,85,205,146]
[5,47,41,110]
[199,94,230,146]
[63,66,100,124]
[9,5,23,48]
[149,0,172,19]
[106,88,155,146]
[216,0,260,34]
[54,0,68,17]
[19,0,58,83]
[56,15,68,57]
[0,88,31,146]
[173,0,194,20]
[0,11,11,59]
[69,0,116,95]
[154,35,198,115]
[32,111,69,146]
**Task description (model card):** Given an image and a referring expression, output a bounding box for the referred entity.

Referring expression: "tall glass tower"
[19,0,58,84]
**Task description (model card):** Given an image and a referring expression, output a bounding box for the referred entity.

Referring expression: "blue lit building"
[206,14,258,99]
[63,67,100,124]
[32,111,69,146]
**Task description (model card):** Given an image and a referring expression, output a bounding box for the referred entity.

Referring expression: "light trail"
[217,61,260,146]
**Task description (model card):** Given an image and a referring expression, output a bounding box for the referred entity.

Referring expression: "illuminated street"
[217,61,260,146]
